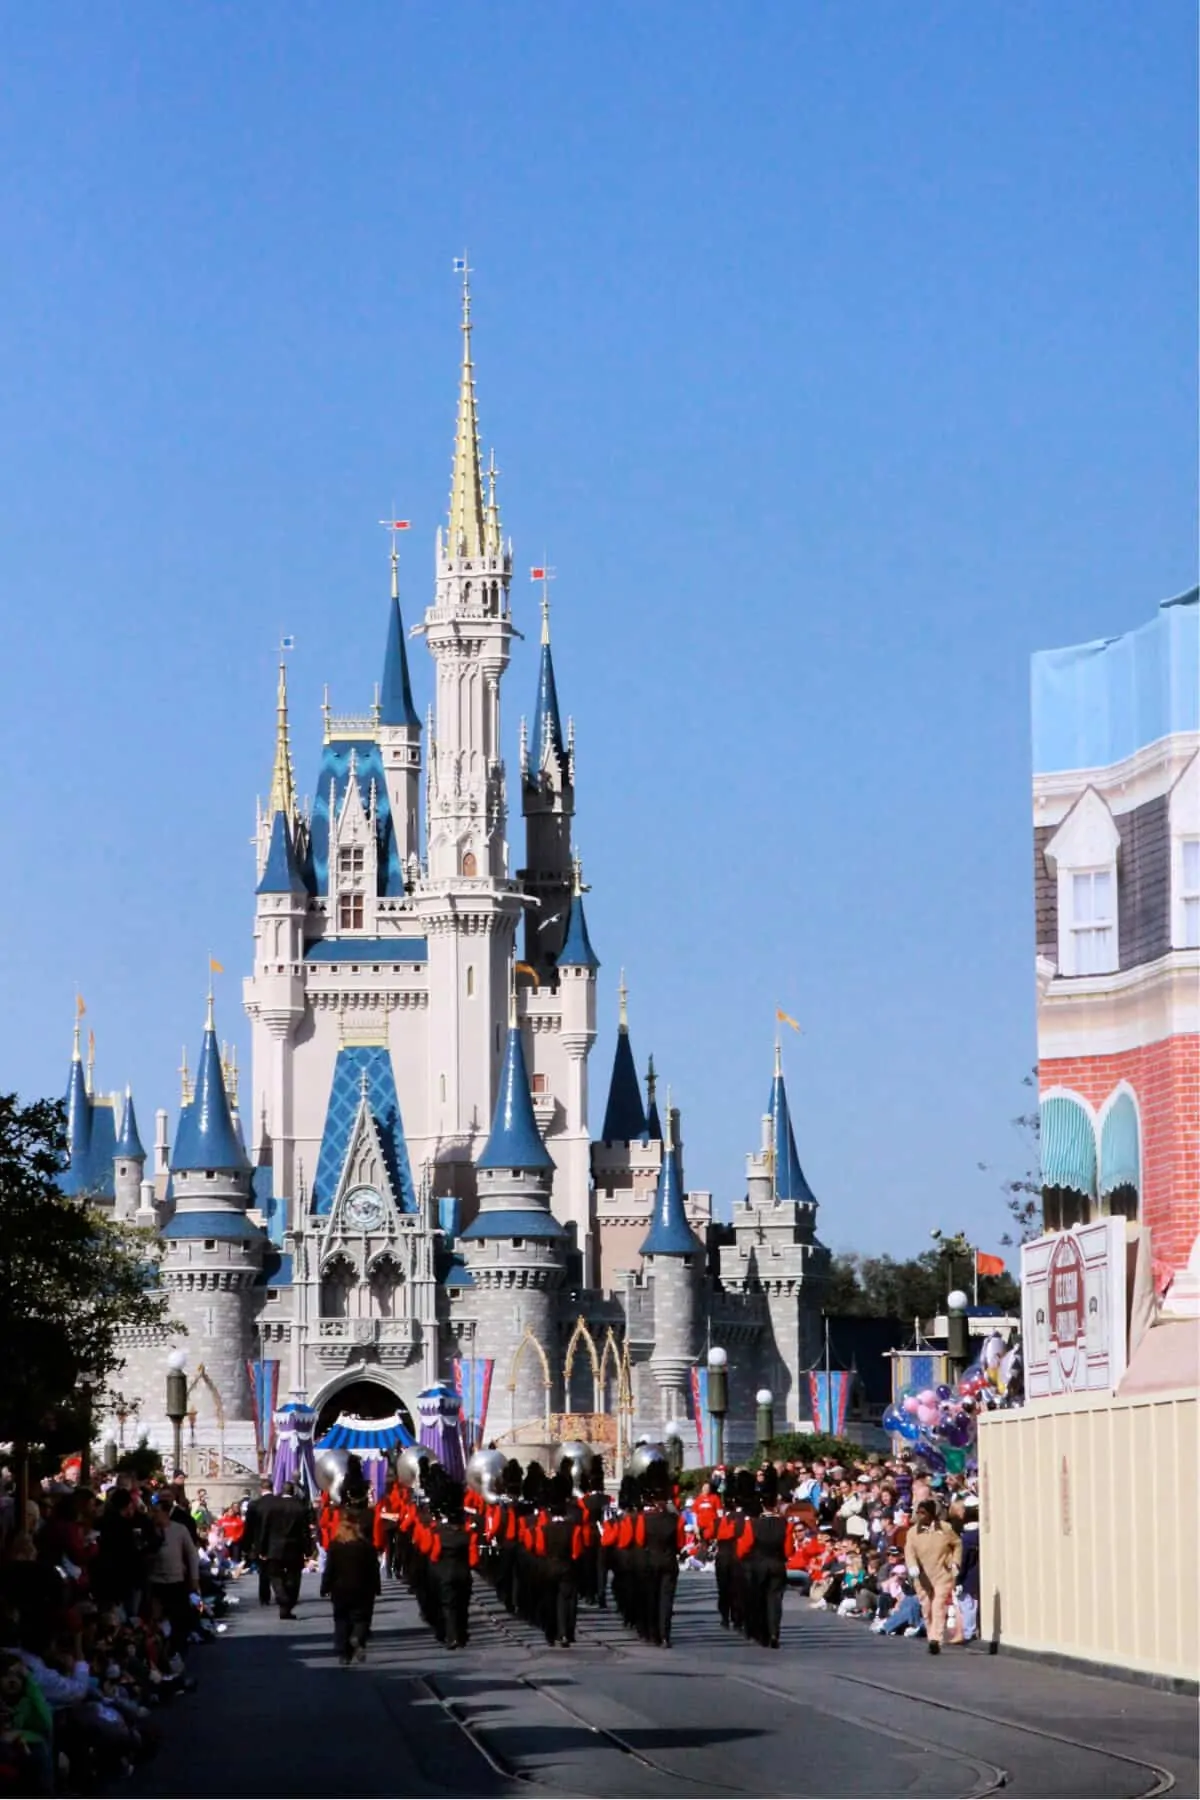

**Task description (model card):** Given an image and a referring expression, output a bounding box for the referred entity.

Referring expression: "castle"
[63,278,831,1479]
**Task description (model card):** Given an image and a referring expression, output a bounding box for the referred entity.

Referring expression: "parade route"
[130,1574,1198,1798]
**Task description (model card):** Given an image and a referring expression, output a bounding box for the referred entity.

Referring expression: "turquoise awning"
[1040,1095,1097,1197]
[1100,1091,1140,1195]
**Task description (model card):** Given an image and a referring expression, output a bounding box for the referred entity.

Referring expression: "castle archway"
[311,1370,416,1440]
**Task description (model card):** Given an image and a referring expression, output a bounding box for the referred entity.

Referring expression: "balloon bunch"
[883,1335,1023,1473]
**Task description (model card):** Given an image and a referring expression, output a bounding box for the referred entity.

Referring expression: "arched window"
[466,965,476,998]
[320,1255,356,1320]
[368,1258,403,1319]
[461,851,478,878]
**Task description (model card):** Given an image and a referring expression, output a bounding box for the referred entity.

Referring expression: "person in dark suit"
[260,1481,312,1619]
[240,1480,275,1605]
[320,1513,381,1663]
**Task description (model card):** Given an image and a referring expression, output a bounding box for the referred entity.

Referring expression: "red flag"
[530,566,546,580]
[384,520,411,530]
[976,1251,1005,1278]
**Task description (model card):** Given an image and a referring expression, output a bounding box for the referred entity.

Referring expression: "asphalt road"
[130,1572,1198,1798]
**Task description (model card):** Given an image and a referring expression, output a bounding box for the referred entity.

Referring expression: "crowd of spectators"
[680,1451,981,1649]
[0,1465,245,1795]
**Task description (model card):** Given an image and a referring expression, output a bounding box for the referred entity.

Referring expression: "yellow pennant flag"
[75,993,86,1017]
[209,958,224,975]
[776,1008,801,1032]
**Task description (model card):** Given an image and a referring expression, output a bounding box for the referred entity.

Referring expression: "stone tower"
[640,1098,703,1426]
[459,995,567,1434]
[721,1043,829,1425]
[113,1088,146,1222]
[412,270,524,1198]
[159,999,265,1432]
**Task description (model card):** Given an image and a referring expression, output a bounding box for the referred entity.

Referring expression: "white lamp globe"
[947,1290,969,1312]
[663,1420,684,1442]
[166,1349,188,1372]
[707,1346,728,1369]
[756,1388,774,1407]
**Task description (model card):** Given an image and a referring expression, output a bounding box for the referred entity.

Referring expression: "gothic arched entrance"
[312,1374,416,1441]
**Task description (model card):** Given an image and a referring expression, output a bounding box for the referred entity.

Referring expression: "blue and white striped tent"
[316,1412,415,1455]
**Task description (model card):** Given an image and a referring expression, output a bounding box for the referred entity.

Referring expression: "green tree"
[0,1094,172,1451]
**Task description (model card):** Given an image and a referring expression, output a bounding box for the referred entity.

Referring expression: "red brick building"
[1032,588,1198,1312]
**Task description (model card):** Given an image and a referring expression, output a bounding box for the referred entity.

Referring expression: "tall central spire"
[447,265,487,560]
[268,660,296,823]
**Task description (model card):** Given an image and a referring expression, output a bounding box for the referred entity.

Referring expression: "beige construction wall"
[978,1387,1199,1683]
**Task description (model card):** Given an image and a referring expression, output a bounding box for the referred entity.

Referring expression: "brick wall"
[1039,1034,1199,1277]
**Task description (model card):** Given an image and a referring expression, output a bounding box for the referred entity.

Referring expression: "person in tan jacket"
[905,1499,961,1653]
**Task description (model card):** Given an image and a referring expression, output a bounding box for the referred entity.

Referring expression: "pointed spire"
[477,1014,553,1171]
[85,1028,95,1097]
[257,808,307,895]
[767,1045,817,1206]
[64,1025,92,1195]
[645,1053,662,1141]
[485,449,502,555]
[179,1046,192,1108]
[601,975,647,1142]
[171,1000,250,1173]
[557,854,600,970]
[530,592,565,769]
[447,264,487,560]
[116,1086,146,1162]
[268,661,297,824]
[639,1084,702,1257]
[380,542,421,728]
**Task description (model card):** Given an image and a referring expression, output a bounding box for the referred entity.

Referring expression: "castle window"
[511,1237,524,1248]
[439,1073,447,1103]
[466,965,476,998]
[204,1239,216,1250]
[339,893,364,930]
[531,1073,547,1095]
[339,846,365,884]
[267,1288,279,1301]
[461,851,478,878]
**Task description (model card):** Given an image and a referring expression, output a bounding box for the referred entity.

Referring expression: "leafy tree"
[824,1247,1020,1319]
[0,1094,172,1451]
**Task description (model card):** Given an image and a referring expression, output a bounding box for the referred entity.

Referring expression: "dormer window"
[1069,870,1115,975]
[1044,787,1120,978]
[337,846,365,931]
[1180,839,1200,948]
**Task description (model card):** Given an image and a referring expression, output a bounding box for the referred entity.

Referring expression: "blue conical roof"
[768,1065,817,1205]
[639,1139,702,1257]
[380,592,420,729]
[646,1060,663,1142]
[557,890,599,970]
[602,1029,647,1141]
[530,639,565,768]
[257,809,307,896]
[477,1025,554,1171]
[116,1089,145,1161]
[63,1054,91,1195]
[171,1019,249,1173]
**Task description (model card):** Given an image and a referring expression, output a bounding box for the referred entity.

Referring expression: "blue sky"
[0,3,1194,1257]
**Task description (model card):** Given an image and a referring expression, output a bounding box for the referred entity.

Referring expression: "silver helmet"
[394,1446,426,1490]
[314,1447,351,1504]
[465,1448,507,1501]
[555,1440,593,1494]
[628,1441,668,1480]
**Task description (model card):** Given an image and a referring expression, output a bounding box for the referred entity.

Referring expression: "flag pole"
[973,1247,979,1308]
[824,1315,832,1434]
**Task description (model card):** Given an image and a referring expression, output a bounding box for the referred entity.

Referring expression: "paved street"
[131,1574,1197,1798]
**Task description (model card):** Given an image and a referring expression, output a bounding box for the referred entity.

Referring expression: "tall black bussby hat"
[617,1475,637,1510]
[522,1461,546,1505]
[504,1459,524,1499]
[548,1470,573,1514]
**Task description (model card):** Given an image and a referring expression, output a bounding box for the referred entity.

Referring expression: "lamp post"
[165,1351,188,1478]
[706,1347,728,1470]
[946,1289,971,1385]
[77,1371,98,1491]
[755,1388,774,1464]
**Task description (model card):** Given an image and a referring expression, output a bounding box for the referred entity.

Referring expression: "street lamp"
[946,1290,970,1383]
[165,1351,188,1477]
[706,1347,728,1469]
[663,1420,684,1480]
[755,1387,774,1463]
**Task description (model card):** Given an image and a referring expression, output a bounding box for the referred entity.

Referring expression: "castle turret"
[721,1042,829,1427]
[601,973,648,1143]
[640,1093,703,1425]
[521,587,575,978]
[552,856,600,1281]
[113,1086,146,1222]
[63,1018,91,1196]
[161,996,265,1431]
[378,533,422,873]
[460,988,566,1432]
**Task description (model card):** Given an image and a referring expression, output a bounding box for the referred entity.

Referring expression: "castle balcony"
[312,1316,420,1367]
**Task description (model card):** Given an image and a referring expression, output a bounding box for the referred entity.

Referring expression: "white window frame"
[1168,756,1200,951]
[1044,787,1121,978]
[1069,867,1117,975]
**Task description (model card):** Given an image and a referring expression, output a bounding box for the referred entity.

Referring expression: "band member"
[634,1478,685,1648]
[736,1468,788,1648]
[534,1473,588,1648]
[426,1481,480,1650]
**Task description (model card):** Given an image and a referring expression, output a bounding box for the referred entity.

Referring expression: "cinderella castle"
[63,277,831,1480]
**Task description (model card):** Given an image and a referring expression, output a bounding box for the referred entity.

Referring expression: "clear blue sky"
[0,3,1194,1257]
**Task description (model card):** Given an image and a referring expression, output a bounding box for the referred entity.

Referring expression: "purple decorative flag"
[452,1357,494,1454]
[271,1402,318,1498]
[417,1383,466,1480]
